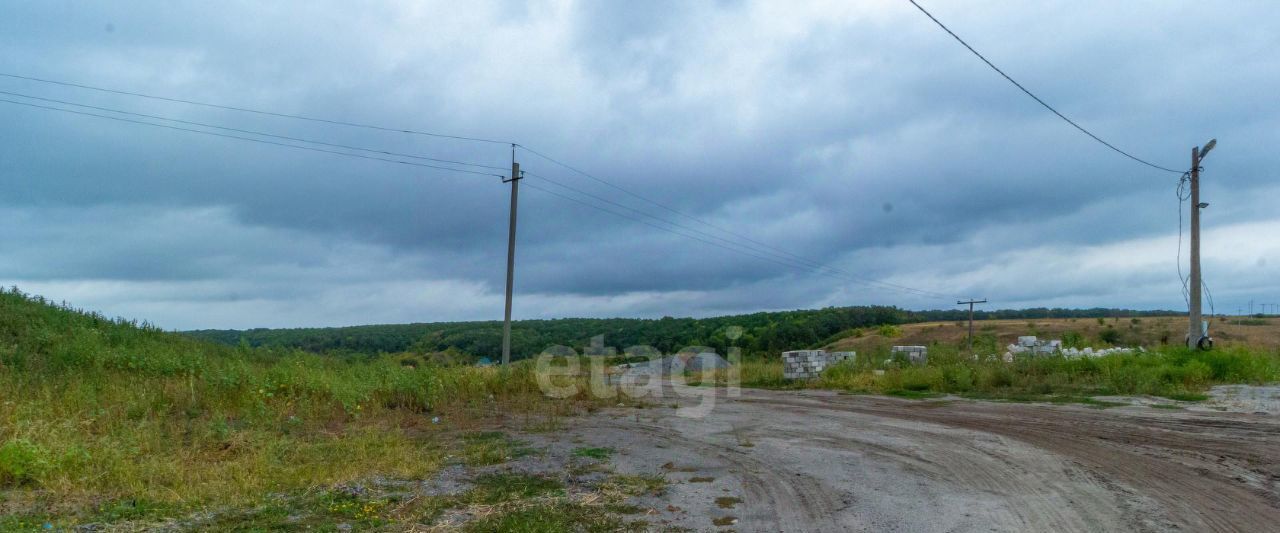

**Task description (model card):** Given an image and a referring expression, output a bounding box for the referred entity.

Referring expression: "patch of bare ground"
[547,387,1279,532]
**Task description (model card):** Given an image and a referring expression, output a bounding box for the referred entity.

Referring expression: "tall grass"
[732,339,1279,400]
[0,288,587,522]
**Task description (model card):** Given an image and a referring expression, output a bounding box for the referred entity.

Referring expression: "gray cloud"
[2,0,1278,329]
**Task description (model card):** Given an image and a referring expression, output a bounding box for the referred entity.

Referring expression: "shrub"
[1061,331,1084,348]
[941,365,975,392]
[978,365,1015,389]
[1099,327,1121,345]
[0,439,47,487]
[876,324,902,338]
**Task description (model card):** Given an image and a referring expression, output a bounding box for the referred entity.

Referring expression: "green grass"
[714,340,1278,401]
[462,432,535,466]
[572,447,615,460]
[884,389,944,399]
[465,502,644,533]
[1162,391,1210,402]
[464,473,565,504]
[0,288,605,528]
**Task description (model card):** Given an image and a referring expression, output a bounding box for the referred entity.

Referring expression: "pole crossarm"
[957,299,988,352]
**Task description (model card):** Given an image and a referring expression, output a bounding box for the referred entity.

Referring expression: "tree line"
[183,306,1178,361]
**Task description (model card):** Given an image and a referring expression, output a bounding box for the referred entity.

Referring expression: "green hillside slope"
[0,288,564,528]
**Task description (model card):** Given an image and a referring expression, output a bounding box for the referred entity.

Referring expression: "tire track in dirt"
[587,415,845,531]
[738,391,1280,532]
[580,390,1160,532]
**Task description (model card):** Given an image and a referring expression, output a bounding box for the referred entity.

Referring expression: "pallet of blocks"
[782,350,855,380]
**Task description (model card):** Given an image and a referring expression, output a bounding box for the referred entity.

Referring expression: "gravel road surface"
[554,388,1280,532]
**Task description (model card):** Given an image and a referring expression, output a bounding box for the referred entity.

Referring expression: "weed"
[1163,391,1209,402]
[572,447,615,460]
[0,440,47,487]
[715,496,743,509]
[0,288,609,524]
[465,502,641,533]
[465,473,564,504]
[462,432,534,466]
[602,474,666,496]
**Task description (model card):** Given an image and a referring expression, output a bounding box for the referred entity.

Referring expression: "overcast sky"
[2,0,1278,330]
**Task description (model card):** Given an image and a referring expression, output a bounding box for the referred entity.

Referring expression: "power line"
[0,98,504,179]
[1177,171,1192,306]
[0,90,509,172]
[905,0,1184,174]
[524,173,954,300]
[518,147,958,299]
[0,71,513,145]
[524,171,957,299]
[1,71,963,300]
[522,180,922,296]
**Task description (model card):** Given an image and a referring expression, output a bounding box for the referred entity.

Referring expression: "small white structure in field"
[890,345,928,365]
[782,350,855,380]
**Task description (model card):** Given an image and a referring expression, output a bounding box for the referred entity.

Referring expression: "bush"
[0,439,47,487]
[1099,327,1121,345]
[1061,331,1084,349]
[941,365,975,392]
[978,365,1015,389]
[876,324,902,338]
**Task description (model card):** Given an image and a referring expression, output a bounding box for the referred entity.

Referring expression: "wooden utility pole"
[957,299,987,352]
[501,150,521,365]
[1188,146,1203,348]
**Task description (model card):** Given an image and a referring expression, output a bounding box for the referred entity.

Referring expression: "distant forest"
[184,306,1179,361]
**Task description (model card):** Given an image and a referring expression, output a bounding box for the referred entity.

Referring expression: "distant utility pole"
[957,299,987,352]
[501,148,522,365]
[1188,139,1215,349]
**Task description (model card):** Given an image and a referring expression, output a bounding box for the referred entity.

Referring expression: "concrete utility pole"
[957,299,987,352]
[501,149,522,365]
[1188,139,1215,349]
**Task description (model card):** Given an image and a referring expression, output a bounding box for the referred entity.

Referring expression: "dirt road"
[554,389,1280,532]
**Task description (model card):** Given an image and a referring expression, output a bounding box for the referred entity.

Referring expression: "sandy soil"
[537,388,1280,532]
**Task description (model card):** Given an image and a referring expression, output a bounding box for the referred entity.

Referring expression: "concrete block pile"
[782,350,855,380]
[1060,346,1142,359]
[1004,336,1062,359]
[1003,335,1142,361]
[890,345,928,365]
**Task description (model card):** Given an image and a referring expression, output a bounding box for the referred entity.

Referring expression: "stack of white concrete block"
[829,351,856,365]
[782,350,855,380]
[1061,346,1142,359]
[1004,336,1063,360]
[890,345,928,365]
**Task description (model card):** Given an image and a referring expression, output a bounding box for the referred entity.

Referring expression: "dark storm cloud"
[2,0,1278,329]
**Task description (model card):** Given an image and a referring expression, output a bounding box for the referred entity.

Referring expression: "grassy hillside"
[186,307,1180,360]
[0,288,596,529]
